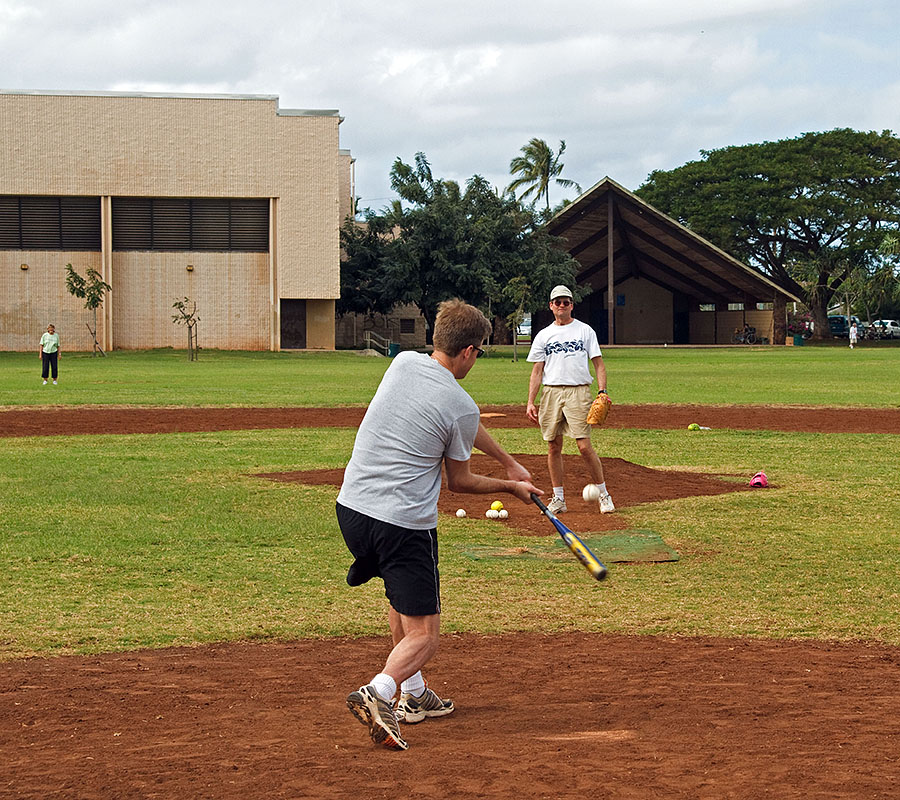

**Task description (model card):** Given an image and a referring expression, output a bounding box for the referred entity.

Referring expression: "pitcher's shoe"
[598,493,615,514]
[547,496,568,514]
[396,684,454,724]
[347,684,408,750]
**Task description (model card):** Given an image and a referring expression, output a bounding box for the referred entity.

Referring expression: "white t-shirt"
[337,351,480,530]
[527,318,602,386]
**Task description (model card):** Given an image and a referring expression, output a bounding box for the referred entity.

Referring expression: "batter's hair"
[433,299,491,357]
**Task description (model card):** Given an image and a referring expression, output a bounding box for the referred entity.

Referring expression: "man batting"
[337,299,541,750]
[526,285,615,515]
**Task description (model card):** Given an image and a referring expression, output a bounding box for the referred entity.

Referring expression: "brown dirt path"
[2,633,899,799]
[2,403,900,437]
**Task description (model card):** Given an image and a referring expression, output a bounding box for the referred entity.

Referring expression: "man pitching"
[526,285,614,515]
[337,299,541,750]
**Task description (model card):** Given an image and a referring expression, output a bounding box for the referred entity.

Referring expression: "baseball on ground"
[498,509,509,519]
[456,509,467,518]
[582,484,601,502]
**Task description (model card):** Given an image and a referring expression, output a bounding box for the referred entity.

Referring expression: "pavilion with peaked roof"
[544,178,801,345]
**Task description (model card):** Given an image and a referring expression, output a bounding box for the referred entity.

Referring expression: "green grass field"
[1,347,899,660]
[3,343,900,407]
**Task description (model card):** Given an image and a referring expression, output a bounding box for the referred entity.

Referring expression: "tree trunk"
[492,316,512,345]
[422,307,436,346]
[810,303,830,341]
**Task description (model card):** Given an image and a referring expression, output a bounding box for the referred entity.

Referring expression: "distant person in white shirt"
[526,285,614,515]
[849,321,858,349]
[39,324,60,385]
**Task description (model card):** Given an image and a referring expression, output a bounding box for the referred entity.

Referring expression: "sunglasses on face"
[551,298,572,307]
[474,346,486,358]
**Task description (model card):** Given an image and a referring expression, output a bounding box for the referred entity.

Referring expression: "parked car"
[516,315,532,338]
[871,319,900,339]
[827,315,863,338]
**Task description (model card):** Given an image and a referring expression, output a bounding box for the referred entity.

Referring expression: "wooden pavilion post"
[607,194,615,345]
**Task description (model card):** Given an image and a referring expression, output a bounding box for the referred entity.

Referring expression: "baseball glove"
[586,392,611,426]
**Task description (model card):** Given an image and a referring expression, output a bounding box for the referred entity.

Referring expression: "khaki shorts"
[538,384,593,441]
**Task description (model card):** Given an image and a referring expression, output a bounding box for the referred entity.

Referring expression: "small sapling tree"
[172,297,200,360]
[65,264,111,356]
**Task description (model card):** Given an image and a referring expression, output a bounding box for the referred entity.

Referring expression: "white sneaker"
[599,493,615,514]
[52,380,57,385]
[42,380,47,385]
[547,496,567,514]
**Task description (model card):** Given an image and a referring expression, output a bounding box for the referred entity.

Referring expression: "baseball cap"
[549,285,573,301]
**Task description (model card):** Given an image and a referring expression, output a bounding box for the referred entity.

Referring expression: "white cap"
[549,285,573,301]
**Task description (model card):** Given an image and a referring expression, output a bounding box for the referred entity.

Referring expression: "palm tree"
[507,138,582,212]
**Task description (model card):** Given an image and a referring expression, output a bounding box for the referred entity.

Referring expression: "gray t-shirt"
[337,351,480,529]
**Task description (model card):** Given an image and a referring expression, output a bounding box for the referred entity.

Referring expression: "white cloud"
[0,0,896,204]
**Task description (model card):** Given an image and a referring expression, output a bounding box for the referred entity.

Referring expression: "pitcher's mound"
[256,455,750,535]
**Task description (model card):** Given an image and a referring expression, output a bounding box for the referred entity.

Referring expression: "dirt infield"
[257,453,751,535]
[3,403,900,437]
[3,634,900,799]
[2,404,899,798]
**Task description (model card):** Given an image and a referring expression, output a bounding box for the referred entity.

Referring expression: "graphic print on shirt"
[544,340,586,355]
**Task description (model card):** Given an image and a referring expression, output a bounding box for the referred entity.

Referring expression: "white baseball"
[498,509,509,519]
[583,484,601,502]
[456,509,467,518]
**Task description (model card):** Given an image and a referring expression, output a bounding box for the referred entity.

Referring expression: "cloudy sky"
[2,0,898,212]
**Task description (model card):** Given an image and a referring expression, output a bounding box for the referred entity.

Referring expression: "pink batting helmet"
[749,471,768,488]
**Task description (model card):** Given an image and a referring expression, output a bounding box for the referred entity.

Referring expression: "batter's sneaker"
[547,496,568,514]
[346,684,408,750]
[599,493,615,514]
[396,684,454,724]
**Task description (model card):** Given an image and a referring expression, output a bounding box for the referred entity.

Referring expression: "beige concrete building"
[1,90,353,352]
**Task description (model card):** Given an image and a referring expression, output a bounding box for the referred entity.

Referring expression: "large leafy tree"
[636,129,900,336]
[507,138,582,213]
[340,153,579,342]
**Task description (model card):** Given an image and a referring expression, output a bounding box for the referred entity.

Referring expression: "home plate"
[539,730,637,742]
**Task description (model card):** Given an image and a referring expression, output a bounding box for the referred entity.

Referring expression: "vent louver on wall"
[112,198,269,252]
[0,196,101,250]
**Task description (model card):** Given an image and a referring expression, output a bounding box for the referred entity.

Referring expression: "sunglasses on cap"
[551,298,572,307]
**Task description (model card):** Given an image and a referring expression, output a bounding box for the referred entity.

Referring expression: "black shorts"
[336,503,441,616]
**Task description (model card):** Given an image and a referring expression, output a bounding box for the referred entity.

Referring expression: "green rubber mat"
[462,530,679,564]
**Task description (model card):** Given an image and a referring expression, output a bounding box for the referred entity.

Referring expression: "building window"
[756,302,773,310]
[727,303,744,311]
[112,198,269,252]
[0,196,101,250]
[399,318,416,335]
[698,304,715,312]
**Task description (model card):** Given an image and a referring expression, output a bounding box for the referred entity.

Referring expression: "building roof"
[546,177,801,305]
[0,89,340,117]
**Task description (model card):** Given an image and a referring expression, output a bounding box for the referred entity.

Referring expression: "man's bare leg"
[547,434,565,488]
[386,607,440,686]
[576,437,605,484]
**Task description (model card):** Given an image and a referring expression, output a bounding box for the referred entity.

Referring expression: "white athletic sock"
[553,487,565,500]
[370,673,397,702]
[597,482,608,495]
[400,671,426,697]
